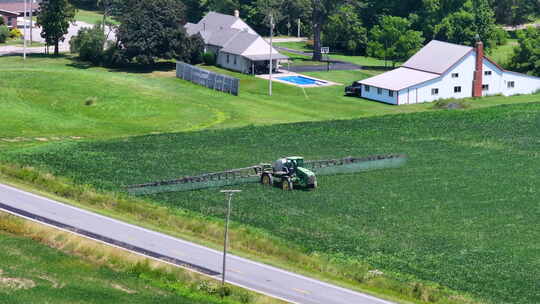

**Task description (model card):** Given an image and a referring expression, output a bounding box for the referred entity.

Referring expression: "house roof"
[359,67,440,91]
[243,53,289,61]
[206,28,242,48]
[0,0,41,14]
[402,40,473,74]
[220,31,259,55]
[0,8,17,15]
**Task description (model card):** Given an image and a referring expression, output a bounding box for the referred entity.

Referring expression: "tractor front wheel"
[308,179,318,190]
[282,177,293,191]
[261,173,273,186]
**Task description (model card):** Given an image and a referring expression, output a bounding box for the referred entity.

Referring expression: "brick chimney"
[234,10,240,18]
[472,41,484,98]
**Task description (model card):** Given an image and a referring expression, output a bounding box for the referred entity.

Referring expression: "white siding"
[361,85,398,105]
[217,52,249,73]
[481,59,504,96]
[501,72,540,96]
[397,78,443,105]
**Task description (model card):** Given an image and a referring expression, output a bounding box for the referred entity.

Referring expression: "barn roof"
[359,67,440,91]
[402,40,473,74]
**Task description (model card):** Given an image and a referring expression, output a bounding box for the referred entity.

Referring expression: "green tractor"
[260,156,317,190]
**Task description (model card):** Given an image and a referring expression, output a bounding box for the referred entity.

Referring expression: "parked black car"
[345,81,362,96]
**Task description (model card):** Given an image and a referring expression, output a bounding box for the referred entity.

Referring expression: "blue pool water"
[277,75,326,86]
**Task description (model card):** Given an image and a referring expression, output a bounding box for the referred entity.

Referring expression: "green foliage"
[37,0,77,55]
[367,16,424,66]
[6,101,540,304]
[203,51,217,65]
[323,5,368,55]
[491,0,539,25]
[508,27,540,76]
[114,0,200,65]
[434,0,499,49]
[0,25,8,43]
[70,24,107,65]
[0,16,4,26]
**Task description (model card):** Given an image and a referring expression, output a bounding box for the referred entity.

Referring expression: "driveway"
[0,21,115,56]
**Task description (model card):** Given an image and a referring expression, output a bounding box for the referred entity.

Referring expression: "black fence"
[176,62,239,96]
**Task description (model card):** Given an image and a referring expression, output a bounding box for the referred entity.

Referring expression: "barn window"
[452,73,459,78]
[365,85,370,92]
[377,88,382,95]
[226,54,230,64]
[484,71,492,76]
[454,86,462,93]
[507,81,515,88]
[389,90,394,97]
[482,84,489,91]
[431,88,439,95]
[234,55,237,65]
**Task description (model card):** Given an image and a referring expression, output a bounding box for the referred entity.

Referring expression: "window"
[389,90,394,97]
[452,73,459,78]
[7,17,14,27]
[377,88,383,95]
[454,86,462,93]
[484,71,492,76]
[226,54,230,64]
[482,84,489,91]
[431,88,439,95]
[234,55,237,65]
[364,85,370,92]
[507,81,515,88]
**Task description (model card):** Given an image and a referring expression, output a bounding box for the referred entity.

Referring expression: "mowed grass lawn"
[4,102,540,304]
[1,55,538,148]
[0,231,219,304]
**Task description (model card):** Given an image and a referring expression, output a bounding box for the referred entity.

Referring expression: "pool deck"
[256,71,341,88]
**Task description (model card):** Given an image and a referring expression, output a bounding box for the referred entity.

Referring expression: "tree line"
[39,0,540,75]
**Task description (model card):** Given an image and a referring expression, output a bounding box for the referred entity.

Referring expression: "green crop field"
[0,231,225,304]
[4,102,540,304]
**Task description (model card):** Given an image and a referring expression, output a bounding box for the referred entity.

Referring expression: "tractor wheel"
[261,173,273,186]
[308,179,318,190]
[282,177,293,191]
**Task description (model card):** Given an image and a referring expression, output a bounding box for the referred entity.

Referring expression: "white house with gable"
[185,11,288,74]
[358,40,540,105]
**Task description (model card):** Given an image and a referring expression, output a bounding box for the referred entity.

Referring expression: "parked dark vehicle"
[345,81,362,96]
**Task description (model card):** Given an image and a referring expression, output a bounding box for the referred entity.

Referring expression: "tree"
[434,0,498,48]
[37,0,77,55]
[70,24,107,64]
[311,0,342,61]
[323,5,367,55]
[508,27,540,76]
[0,25,9,43]
[115,0,202,65]
[367,15,424,67]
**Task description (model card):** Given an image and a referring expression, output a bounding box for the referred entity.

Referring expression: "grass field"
[488,39,518,67]
[0,231,227,304]
[74,9,119,25]
[4,101,540,304]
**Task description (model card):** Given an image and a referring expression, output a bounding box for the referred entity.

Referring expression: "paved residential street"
[0,183,394,304]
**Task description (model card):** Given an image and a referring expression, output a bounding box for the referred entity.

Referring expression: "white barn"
[185,11,288,74]
[359,40,540,105]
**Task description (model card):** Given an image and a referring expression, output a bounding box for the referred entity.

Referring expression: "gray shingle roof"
[359,67,440,91]
[402,40,473,74]
[206,28,241,48]
[220,31,259,55]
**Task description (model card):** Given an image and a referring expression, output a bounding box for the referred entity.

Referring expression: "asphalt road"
[0,183,394,304]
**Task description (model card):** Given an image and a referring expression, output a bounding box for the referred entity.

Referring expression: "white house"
[185,11,288,74]
[359,40,540,105]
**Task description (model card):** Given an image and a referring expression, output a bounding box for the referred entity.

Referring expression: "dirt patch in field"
[39,275,65,288]
[112,283,137,294]
[0,269,36,290]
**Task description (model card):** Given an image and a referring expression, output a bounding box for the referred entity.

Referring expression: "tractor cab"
[264,156,316,190]
[273,156,304,175]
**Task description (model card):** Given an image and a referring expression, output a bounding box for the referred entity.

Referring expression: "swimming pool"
[277,75,326,86]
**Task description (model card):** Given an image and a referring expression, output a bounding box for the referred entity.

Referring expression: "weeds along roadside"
[0,163,483,304]
[0,212,277,304]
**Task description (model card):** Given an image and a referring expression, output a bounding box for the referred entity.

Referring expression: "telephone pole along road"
[0,183,394,304]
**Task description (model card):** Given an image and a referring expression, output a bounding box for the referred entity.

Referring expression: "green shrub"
[203,52,216,65]
[0,17,5,26]
[9,27,22,39]
[70,24,106,65]
[0,25,9,43]
[432,98,471,109]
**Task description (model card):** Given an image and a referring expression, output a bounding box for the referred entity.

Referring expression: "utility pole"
[268,14,274,96]
[297,18,300,38]
[220,189,241,288]
[29,0,33,44]
[23,0,27,60]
